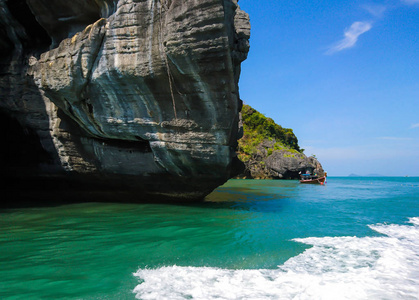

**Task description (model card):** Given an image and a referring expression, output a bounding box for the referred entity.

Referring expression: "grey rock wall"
[0,0,250,202]
[237,140,325,180]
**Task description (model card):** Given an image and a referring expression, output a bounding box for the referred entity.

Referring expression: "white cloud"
[401,0,419,5]
[362,4,387,17]
[411,123,419,129]
[326,21,372,54]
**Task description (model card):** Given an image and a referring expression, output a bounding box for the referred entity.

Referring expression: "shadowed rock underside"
[0,0,250,202]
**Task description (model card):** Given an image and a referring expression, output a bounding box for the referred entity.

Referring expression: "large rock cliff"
[0,0,250,202]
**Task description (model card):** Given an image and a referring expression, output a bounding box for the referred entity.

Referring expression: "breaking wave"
[133,217,419,299]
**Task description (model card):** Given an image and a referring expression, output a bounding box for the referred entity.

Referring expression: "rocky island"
[0,0,250,202]
[237,105,324,179]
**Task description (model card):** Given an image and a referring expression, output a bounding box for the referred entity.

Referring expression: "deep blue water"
[1,177,418,299]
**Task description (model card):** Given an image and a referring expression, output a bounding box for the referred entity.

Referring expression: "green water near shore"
[1,177,418,299]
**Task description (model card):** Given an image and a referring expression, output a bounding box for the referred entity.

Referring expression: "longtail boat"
[299,173,327,185]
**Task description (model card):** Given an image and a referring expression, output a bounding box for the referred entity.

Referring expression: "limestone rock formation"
[0,0,250,202]
[265,151,324,179]
[239,142,325,180]
[236,104,324,180]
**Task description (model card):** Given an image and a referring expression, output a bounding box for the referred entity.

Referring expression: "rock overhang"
[0,0,250,202]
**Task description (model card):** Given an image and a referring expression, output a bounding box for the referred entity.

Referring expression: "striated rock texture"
[238,141,325,179]
[0,0,250,202]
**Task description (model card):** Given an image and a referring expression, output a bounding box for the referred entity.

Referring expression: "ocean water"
[1,177,418,299]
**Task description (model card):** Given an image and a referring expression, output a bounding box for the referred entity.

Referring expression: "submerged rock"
[0,0,250,202]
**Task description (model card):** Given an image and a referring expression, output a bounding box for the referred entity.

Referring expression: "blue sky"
[238,0,419,176]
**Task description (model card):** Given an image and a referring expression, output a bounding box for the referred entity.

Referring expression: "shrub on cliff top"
[240,104,301,152]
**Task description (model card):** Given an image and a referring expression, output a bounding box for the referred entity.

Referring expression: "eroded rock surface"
[0,0,250,202]
[238,140,325,180]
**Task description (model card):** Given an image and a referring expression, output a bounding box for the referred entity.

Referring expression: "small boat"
[299,173,327,185]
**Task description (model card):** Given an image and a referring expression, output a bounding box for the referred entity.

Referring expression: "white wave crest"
[133,218,419,300]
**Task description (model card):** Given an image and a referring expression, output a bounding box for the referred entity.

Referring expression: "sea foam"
[133,217,419,300]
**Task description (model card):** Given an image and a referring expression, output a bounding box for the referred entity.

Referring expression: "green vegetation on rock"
[236,104,324,179]
[238,104,301,162]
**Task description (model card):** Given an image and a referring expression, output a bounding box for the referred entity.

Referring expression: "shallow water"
[1,177,418,299]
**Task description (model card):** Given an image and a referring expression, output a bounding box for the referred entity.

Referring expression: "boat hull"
[299,176,326,184]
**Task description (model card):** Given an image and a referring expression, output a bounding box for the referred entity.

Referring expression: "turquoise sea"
[1,177,418,299]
